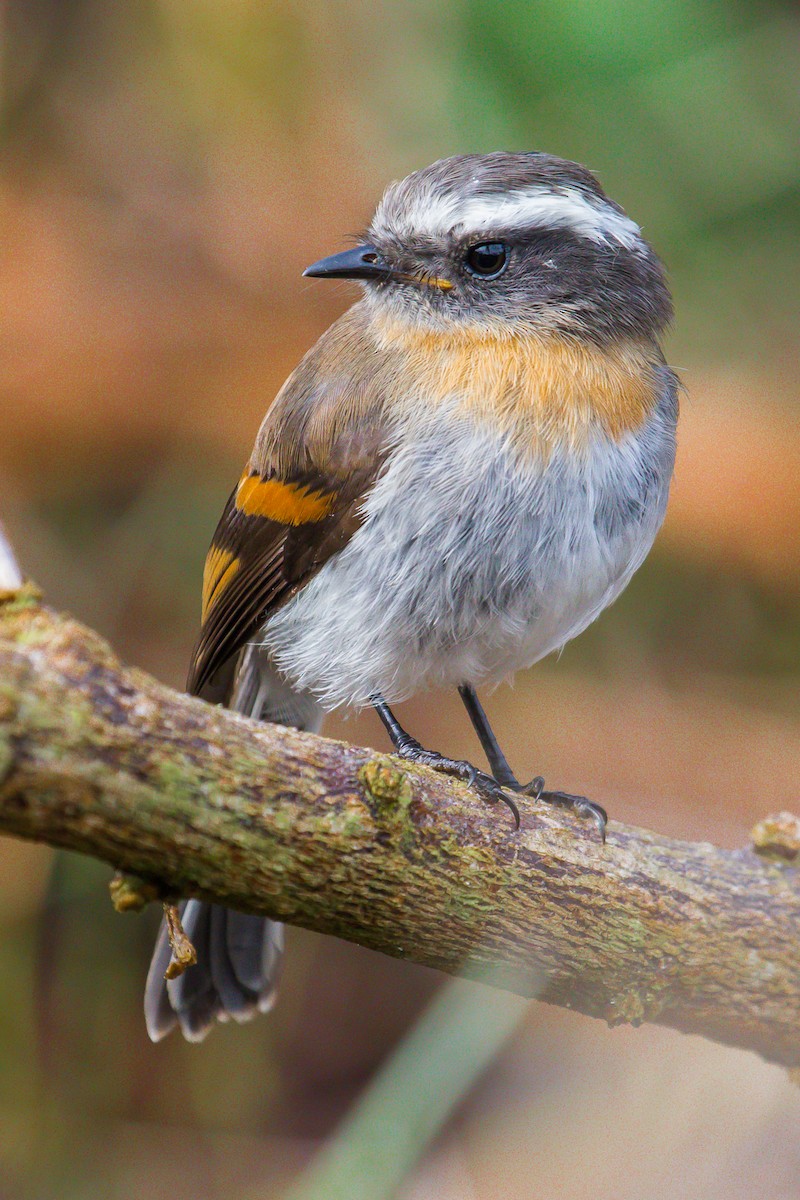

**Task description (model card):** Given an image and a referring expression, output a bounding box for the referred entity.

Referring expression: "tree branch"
[0,590,798,1067]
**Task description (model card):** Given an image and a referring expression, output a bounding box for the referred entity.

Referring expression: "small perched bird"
[145,151,678,1042]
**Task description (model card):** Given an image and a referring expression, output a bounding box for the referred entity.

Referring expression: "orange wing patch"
[202,546,240,621]
[235,474,335,525]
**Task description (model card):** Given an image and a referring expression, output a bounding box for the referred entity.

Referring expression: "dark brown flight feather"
[187,305,392,696]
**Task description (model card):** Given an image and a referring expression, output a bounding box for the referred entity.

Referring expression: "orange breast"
[376,316,663,454]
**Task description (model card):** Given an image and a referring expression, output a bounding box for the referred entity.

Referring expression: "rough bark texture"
[0,592,798,1067]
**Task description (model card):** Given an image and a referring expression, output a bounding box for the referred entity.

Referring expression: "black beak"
[303,243,390,281]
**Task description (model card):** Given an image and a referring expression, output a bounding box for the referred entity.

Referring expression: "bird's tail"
[144,646,322,1042]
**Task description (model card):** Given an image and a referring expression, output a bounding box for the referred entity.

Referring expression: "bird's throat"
[374,313,665,452]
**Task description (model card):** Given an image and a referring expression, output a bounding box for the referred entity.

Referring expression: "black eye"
[465,242,508,278]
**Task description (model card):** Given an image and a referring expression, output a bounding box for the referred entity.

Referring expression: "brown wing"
[187,465,378,696]
[187,303,396,696]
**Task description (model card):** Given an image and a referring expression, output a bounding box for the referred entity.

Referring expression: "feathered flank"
[188,465,382,696]
[149,151,680,1041]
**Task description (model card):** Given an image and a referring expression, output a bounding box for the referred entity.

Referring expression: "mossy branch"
[0,591,799,1067]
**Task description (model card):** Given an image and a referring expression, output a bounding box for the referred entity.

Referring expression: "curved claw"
[469,771,521,829]
[538,789,608,844]
[461,762,478,789]
[573,798,608,843]
[500,790,521,830]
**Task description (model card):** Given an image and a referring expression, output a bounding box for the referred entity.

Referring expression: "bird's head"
[304,151,672,346]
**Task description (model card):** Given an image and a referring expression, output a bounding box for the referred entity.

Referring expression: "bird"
[144,151,678,1042]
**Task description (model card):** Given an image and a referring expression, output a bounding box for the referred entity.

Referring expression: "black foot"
[521,776,607,843]
[371,694,521,827]
[456,685,607,844]
[397,743,521,829]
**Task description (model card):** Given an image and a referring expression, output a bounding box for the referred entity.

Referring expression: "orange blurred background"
[1,3,798,1198]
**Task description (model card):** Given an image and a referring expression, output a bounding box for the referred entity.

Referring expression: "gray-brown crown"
[364,152,672,345]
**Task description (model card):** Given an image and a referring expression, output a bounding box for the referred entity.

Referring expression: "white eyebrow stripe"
[377,185,642,249]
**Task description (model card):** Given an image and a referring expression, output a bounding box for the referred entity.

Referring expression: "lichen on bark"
[0,595,799,1068]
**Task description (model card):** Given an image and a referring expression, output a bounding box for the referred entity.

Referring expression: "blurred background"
[1,1,799,1197]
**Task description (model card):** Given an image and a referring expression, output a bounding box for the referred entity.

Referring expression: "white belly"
[263,396,676,708]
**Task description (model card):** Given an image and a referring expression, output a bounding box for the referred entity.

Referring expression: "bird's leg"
[457,684,519,788]
[457,684,607,842]
[371,694,520,828]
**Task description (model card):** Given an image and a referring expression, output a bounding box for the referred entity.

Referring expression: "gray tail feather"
[144,900,284,1043]
[144,647,322,1043]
